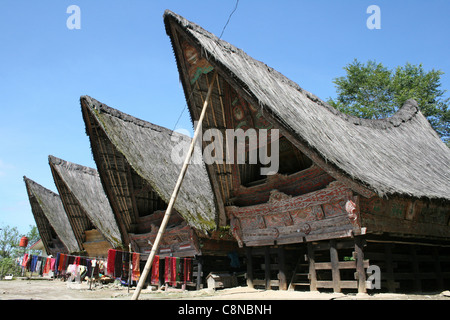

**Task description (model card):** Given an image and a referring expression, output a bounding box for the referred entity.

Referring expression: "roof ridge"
[80,95,185,136]
[48,155,98,177]
[23,175,59,198]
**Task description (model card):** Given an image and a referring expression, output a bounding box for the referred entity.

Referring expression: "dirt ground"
[1,278,450,300]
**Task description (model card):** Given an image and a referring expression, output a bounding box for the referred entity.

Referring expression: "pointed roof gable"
[164,10,450,202]
[80,95,217,232]
[23,176,79,254]
[48,155,122,248]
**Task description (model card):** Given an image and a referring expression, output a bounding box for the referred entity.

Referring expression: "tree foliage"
[0,224,40,277]
[328,60,450,146]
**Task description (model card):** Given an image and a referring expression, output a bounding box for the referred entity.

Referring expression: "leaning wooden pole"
[131,71,217,300]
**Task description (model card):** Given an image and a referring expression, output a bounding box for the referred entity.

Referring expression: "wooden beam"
[196,256,203,290]
[329,239,341,293]
[307,242,318,292]
[126,164,140,224]
[384,243,396,292]
[169,24,227,228]
[246,246,254,289]
[278,246,287,290]
[354,236,367,294]
[264,246,271,290]
[433,247,444,291]
[410,245,422,292]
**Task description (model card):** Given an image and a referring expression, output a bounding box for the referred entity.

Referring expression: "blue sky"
[0,1,449,234]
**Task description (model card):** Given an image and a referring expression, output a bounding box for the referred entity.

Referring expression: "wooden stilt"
[384,243,396,292]
[433,247,444,291]
[330,239,341,293]
[278,246,287,290]
[307,242,318,292]
[354,236,367,294]
[196,256,203,291]
[264,246,271,290]
[410,245,421,292]
[131,71,217,300]
[246,247,254,289]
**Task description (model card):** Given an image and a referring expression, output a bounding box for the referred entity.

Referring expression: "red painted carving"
[226,181,361,246]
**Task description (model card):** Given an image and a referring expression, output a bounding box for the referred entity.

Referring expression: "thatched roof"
[23,176,79,254]
[49,155,122,248]
[164,10,450,202]
[80,95,217,232]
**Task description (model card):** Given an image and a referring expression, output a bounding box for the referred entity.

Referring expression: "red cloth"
[131,253,141,282]
[164,257,171,284]
[74,256,81,266]
[184,258,192,282]
[171,257,176,286]
[171,257,181,286]
[43,258,51,274]
[50,258,56,271]
[22,254,29,267]
[150,255,159,285]
[58,254,66,271]
[107,249,116,276]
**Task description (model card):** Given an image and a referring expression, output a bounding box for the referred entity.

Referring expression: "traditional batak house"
[163,10,450,293]
[80,95,240,288]
[23,176,80,256]
[48,156,122,258]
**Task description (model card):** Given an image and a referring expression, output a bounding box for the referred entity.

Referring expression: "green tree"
[0,225,21,278]
[328,60,450,146]
[0,224,20,259]
[0,224,40,278]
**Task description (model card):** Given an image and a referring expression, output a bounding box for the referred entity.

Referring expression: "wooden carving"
[226,181,362,246]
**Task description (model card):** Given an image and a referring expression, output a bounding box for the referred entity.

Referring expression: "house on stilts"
[23,176,80,256]
[80,95,241,288]
[48,155,123,258]
[163,10,450,293]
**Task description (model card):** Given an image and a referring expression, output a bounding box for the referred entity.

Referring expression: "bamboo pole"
[131,71,217,300]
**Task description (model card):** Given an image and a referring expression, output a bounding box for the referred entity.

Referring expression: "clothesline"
[105,250,194,287]
[19,250,196,288]
[20,252,107,280]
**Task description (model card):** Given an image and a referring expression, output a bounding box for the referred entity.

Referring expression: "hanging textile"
[107,249,116,276]
[50,258,56,272]
[43,258,51,275]
[93,260,100,278]
[121,251,130,281]
[67,263,77,274]
[35,256,43,275]
[150,255,159,285]
[114,250,122,278]
[184,258,193,283]
[131,253,141,282]
[171,257,181,286]
[86,259,92,277]
[58,254,65,272]
[21,254,29,268]
[164,257,171,284]
[54,253,60,275]
[30,255,38,272]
